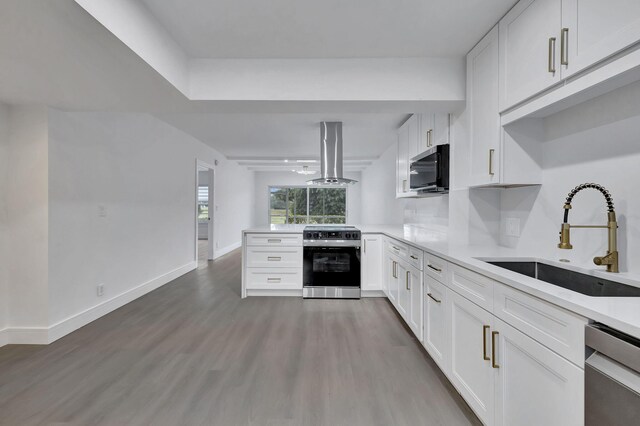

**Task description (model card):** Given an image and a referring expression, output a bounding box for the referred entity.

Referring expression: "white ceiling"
[140,0,518,59]
[156,112,407,161]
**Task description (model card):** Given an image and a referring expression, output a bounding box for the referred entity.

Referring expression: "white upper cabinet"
[361,235,383,292]
[417,113,450,155]
[499,0,563,111]
[396,123,410,197]
[468,25,502,186]
[406,114,421,160]
[562,0,640,78]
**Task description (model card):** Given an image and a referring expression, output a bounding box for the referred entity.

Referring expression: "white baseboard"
[0,328,8,347]
[0,261,197,347]
[48,261,197,344]
[214,241,241,259]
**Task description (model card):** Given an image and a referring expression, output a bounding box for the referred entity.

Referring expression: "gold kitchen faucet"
[558,183,619,273]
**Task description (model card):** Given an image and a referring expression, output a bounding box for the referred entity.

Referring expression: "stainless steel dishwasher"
[585,323,640,425]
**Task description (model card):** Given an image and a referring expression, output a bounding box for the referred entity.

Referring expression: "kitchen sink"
[484,260,640,297]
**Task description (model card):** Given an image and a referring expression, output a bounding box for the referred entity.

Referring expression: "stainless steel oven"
[303,226,361,299]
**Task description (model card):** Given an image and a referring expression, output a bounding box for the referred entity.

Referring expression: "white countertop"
[243,224,640,339]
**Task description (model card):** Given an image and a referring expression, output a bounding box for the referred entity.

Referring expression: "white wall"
[5,105,50,330]
[47,110,254,327]
[0,103,9,338]
[499,80,640,274]
[253,171,361,226]
[360,144,403,225]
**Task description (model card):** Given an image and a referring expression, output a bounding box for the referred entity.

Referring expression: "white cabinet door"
[396,125,409,197]
[499,0,562,111]
[361,235,383,291]
[406,114,421,160]
[407,264,423,341]
[449,290,495,426]
[493,318,584,426]
[562,0,640,78]
[387,256,399,306]
[397,261,409,319]
[468,25,502,186]
[432,113,450,147]
[424,277,449,374]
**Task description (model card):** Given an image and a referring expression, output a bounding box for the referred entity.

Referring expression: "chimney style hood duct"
[307,122,357,185]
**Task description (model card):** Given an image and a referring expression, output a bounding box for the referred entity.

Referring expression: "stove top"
[303,225,361,242]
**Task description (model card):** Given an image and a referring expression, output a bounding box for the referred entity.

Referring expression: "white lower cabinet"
[361,234,383,292]
[447,288,584,426]
[423,276,449,374]
[407,264,423,341]
[396,261,409,319]
[493,317,584,426]
[449,289,496,425]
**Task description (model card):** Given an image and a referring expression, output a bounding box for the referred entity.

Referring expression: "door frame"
[195,159,215,262]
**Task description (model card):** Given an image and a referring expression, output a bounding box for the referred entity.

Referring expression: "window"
[269,186,347,225]
[198,185,209,221]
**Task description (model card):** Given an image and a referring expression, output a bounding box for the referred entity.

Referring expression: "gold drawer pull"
[427,264,442,273]
[492,331,500,368]
[548,37,557,73]
[267,277,281,283]
[410,255,419,260]
[483,325,490,361]
[427,293,441,304]
[392,246,400,251]
[489,149,495,176]
[561,28,569,65]
[267,239,282,243]
[267,256,281,261]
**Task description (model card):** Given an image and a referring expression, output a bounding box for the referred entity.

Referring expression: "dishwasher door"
[585,324,640,426]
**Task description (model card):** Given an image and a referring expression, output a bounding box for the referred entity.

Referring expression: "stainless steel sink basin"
[484,260,640,297]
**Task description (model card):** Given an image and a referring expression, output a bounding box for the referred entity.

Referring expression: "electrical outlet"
[505,218,521,237]
[97,284,104,297]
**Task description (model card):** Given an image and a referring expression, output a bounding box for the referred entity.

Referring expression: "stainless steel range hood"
[307,122,357,185]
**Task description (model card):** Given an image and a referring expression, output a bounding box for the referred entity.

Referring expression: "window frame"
[268,185,349,225]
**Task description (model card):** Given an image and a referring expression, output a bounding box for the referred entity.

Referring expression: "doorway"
[196,160,215,266]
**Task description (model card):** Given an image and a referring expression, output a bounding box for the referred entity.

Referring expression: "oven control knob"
[305,232,311,239]
[345,233,350,239]
[313,233,320,239]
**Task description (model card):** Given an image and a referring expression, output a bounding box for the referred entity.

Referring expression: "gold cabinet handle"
[402,179,407,192]
[491,331,500,368]
[406,270,411,290]
[548,37,557,73]
[488,149,495,176]
[410,255,419,260]
[267,256,281,261]
[267,277,281,283]
[427,293,441,304]
[561,28,569,66]
[427,264,442,273]
[428,129,433,147]
[267,239,282,243]
[482,325,490,361]
[364,239,367,253]
[392,261,397,279]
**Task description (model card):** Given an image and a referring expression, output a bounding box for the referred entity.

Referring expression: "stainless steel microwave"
[409,144,450,194]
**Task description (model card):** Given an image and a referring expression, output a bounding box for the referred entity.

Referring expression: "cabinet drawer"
[493,282,587,366]
[385,238,408,259]
[449,264,494,311]
[424,252,449,282]
[245,233,302,247]
[246,247,302,268]
[245,268,302,290]
[407,246,424,271]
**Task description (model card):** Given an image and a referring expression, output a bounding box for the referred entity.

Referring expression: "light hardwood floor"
[0,249,480,426]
